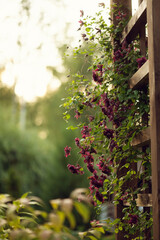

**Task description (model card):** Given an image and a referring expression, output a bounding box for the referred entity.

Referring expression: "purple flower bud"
[64,146,71,157]
[80,10,84,17]
[81,33,86,38]
[79,20,84,27]
[75,138,81,148]
[67,164,84,175]
[128,214,138,225]
[89,115,95,122]
[74,110,80,119]
[113,50,123,62]
[87,163,97,173]
[95,190,104,203]
[103,128,114,139]
[81,126,91,138]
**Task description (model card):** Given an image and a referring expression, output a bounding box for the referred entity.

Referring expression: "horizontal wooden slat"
[129,60,149,89]
[132,127,150,147]
[123,193,152,207]
[136,193,152,207]
[121,0,147,44]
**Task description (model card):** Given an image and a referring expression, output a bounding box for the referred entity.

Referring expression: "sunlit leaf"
[93,227,105,234]
[74,201,90,223]
[66,212,76,229]
[87,236,98,240]
[50,199,61,210]
[21,192,31,199]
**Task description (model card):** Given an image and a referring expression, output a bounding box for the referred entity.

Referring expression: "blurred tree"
[0,80,19,125]
[25,43,94,200]
[0,13,94,204]
[0,81,89,205]
[26,83,90,200]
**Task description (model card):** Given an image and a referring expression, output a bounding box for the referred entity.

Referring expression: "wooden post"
[138,1,151,238]
[110,0,132,16]
[139,0,143,4]
[147,0,160,239]
[138,0,146,57]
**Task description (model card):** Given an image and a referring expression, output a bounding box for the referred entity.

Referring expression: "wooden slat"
[136,193,152,207]
[129,60,149,89]
[147,0,160,239]
[123,194,152,207]
[121,0,147,44]
[131,127,150,147]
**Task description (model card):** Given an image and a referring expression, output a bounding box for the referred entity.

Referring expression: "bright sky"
[0,0,138,102]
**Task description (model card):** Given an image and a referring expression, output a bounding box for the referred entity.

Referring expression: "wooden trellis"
[110,0,160,239]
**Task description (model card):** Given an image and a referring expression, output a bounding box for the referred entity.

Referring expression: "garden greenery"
[0,189,115,240]
[0,4,152,240]
[63,4,152,239]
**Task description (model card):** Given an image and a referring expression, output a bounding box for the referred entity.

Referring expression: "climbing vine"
[63,4,152,239]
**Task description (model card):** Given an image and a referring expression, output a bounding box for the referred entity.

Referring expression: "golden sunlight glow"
[0,0,137,102]
[0,0,102,102]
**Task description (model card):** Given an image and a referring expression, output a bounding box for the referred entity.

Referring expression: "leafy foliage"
[0,78,89,205]
[0,191,110,240]
[0,114,54,202]
[63,4,152,239]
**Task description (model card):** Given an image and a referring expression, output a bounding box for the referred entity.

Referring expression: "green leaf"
[88,236,98,240]
[93,227,105,234]
[64,114,70,120]
[115,228,119,234]
[66,212,76,229]
[119,226,123,231]
[74,202,90,223]
[21,192,31,198]
[124,163,130,169]
[88,230,101,239]
[86,27,91,32]
[66,126,78,130]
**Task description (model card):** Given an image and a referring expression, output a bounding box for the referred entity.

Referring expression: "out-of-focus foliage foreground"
[0,45,91,206]
[0,191,113,240]
[0,0,94,208]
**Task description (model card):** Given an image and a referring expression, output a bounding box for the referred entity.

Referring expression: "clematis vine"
[64,146,71,157]
[67,164,84,175]
[63,5,151,237]
[80,10,84,17]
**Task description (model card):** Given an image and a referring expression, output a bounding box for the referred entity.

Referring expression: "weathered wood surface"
[129,60,149,89]
[139,0,143,4]
[121,0,147,43]
[136,194,152,207]
[131,127,150,147]
[123,193,152,207]
[147,0,160,239]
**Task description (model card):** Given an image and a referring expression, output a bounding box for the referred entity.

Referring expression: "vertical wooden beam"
[110,0,132,31]
[138,1,151,238]
[138,0,146,56]
[139,26,146,56]
[110,0,132,16]
[147,0,160,239]
[139,0,143,4]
